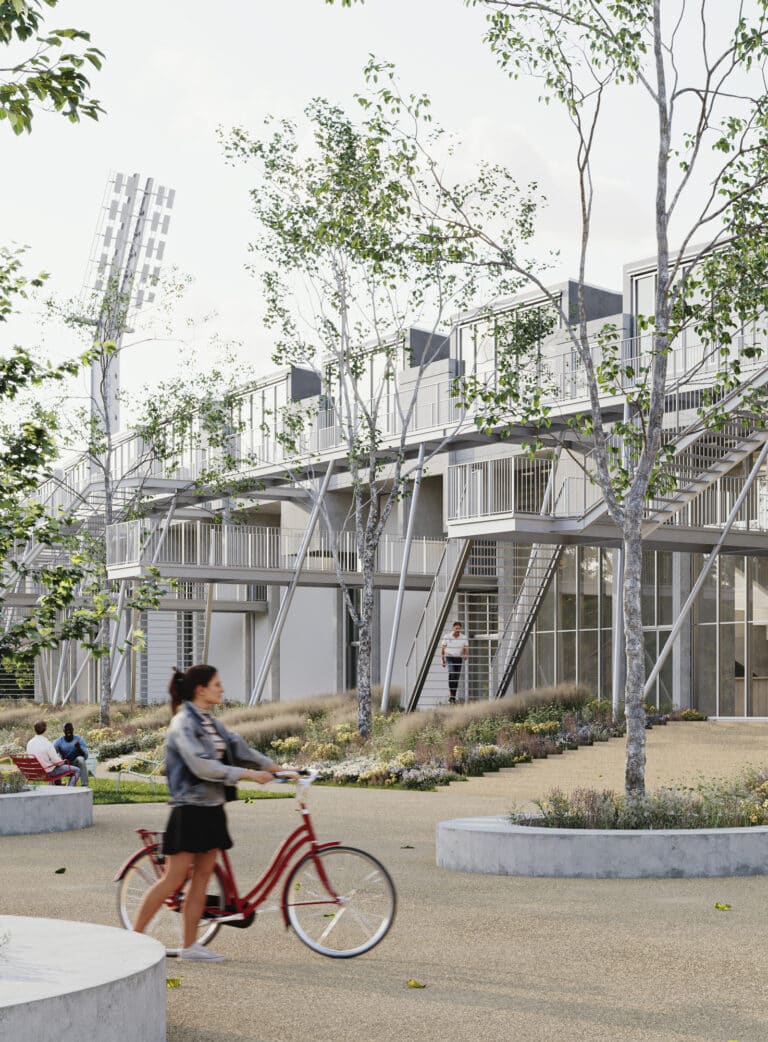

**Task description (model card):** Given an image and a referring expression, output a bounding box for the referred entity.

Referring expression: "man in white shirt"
[440,621,470,705]
[26,721,79,785]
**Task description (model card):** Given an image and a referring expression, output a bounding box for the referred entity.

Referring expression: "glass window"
[657,552,674,626]
[601,549,613,629]
[641,552,656,626]
[695,554,717,624]
[601,630,613,701]
[538,569,556,630]
[558,631,577,683]
[694,623,717,715]
[753,558,768,626]
[579,629,599,694]
[536,632,555,687]
[633,272,656,322]
[559,548,577,630]
[580,547,600,629]
[718,622,738,716]
[515,635,534,694]
[720,556,737,625]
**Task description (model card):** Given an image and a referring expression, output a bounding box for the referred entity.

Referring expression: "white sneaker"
[181,942,225,962]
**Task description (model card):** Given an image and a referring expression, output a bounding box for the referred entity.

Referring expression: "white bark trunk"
[622,527,646,795]
[356,549,375,738]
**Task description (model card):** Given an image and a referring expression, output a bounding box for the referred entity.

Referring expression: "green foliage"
[520,770,768,829]
[0,769,27,793]
[0,0,104,135]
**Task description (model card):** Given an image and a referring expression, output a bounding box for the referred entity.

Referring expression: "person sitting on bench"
[26,721,79,785]
[54,722,90,787]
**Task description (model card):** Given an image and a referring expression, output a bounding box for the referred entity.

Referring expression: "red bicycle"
[114,771,396,958]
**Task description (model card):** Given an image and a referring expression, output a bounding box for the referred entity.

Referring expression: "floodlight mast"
[82,171,175,439]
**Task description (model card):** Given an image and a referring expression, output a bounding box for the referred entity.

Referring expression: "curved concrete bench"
[0,916,165,1041]
[436,817,768,878]
[0,787,92,836]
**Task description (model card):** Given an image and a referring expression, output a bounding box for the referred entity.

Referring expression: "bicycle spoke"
[286,847,395,958]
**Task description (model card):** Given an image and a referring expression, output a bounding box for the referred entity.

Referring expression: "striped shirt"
[199,712,227,760]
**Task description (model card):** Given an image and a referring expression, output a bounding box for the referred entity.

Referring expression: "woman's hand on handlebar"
[240,768,302,785]
[241,769,277,784]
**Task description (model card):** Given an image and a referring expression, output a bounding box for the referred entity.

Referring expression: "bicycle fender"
[280,841,341,927]
[113,845,158,883]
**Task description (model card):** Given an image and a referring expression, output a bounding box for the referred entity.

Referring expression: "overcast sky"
[3,0,685,404]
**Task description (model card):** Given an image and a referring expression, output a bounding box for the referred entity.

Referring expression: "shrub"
[0,770,27,794]
[270,735,303,756]
[670,708,708,722]
[516,773,768,830]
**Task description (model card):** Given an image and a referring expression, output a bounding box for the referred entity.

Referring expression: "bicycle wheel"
[285,846,396,958]
[116,849,225,952]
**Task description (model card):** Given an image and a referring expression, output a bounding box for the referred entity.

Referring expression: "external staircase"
[490,543,563,699]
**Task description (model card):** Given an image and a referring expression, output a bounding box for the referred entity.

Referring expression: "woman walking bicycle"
[132,663,294,961]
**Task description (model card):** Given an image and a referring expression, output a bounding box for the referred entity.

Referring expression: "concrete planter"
[0,787,92,836]
[436,816,768,878]
[0,916,165,1042]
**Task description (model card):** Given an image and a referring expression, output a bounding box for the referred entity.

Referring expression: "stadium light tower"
[82,172,175,436]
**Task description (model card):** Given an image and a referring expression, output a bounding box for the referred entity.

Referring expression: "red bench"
[11,755,78,785]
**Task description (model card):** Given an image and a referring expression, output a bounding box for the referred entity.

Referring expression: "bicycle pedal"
[221,910,255,929]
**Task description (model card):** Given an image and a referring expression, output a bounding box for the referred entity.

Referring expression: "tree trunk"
[622,527,646,796]
[356,550,375,738]
[99,652,111,726]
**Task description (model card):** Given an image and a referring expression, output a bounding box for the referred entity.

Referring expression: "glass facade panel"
[601,549,613,629]
[579,629,599,693]
[641,552,655,625]
[633,272,656,322]
[718,622,737,716]
[600,631,613,700]
[753,559,768,626]
[558,631,577,683]
[657,552,673,626]
[694,623,717,716]
[516,634,534,694]
[536,632,555,687]
[559,547,577,630]
[580,547,599,629]
[697,554,717,623]
[538,578,555,629]
[720,556,736,624]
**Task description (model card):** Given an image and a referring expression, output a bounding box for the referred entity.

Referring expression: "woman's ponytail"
[168,664,218,714]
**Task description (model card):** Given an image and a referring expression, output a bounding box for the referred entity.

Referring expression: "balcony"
[106,520,453,590]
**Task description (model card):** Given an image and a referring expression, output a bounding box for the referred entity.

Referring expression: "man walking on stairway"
[441,621,470,704]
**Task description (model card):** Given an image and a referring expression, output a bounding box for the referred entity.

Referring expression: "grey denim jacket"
[165,702,274,807]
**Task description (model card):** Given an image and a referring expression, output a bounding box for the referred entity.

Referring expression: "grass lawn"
[90,778,293,806]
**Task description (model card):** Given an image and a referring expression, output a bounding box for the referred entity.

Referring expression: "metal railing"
[39,327,768,505]
[106,520,445,577]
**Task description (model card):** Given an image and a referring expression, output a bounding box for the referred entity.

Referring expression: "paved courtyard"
[3,721,768,1042]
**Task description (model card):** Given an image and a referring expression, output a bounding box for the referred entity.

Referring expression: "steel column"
[249,461,336,706]
[381,444,425,713]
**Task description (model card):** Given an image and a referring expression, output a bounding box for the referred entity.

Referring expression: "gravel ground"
[2,722,768,1042]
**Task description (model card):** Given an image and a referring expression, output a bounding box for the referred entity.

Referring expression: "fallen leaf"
[54,867,66,875]
[400,845,414,849]
[715,902,731,911]
[406,979,426,989]
[166,977,183,989]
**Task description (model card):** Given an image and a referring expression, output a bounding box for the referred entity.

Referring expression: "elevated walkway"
[105,520,496,593]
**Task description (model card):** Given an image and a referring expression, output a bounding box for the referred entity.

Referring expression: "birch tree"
[222,99,530,736]
[329,2,768,793]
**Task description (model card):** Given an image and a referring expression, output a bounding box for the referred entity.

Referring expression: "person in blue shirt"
[54,722,89,787]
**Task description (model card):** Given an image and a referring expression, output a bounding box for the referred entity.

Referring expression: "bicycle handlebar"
[273,768,317,786]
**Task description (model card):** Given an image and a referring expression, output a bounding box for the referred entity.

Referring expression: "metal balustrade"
[106,520,445,578]
[38,327,768,506]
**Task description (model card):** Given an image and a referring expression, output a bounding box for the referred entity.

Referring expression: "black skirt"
[162,804,233,855]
